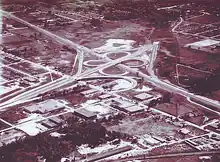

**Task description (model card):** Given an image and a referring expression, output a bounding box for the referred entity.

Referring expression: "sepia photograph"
[0,0,219,161]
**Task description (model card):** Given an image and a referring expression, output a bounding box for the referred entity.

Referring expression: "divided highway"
[0,45,152,108]
[0,10,220,114]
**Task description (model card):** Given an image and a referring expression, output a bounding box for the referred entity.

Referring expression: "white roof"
[85,104,110,115]
[112,98,134,108]
[180,128,190,134]
[18,122,48,136]
[0,85,19,95]
[124,105,144,113]
[0,86,12,95]
[144,135,160,145]
[98,94,112,99]
[81,89,98,95]
[134,93,153,100]
[185,39,220,47]
[24,99,64,113]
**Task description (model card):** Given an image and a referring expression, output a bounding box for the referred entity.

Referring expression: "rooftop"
[24,99,64,114]
[134,93,154,101]
[74,108,97,119]
[185,39,220,48]
[49,116,63,124]
[98,94,112,100]
[80,89,98,95]
[112,98,135,108]
[123,105,145,113]
[41,120,57,128]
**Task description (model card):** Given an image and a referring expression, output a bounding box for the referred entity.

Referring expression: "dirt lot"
[107,114,189,139]
[149,142,196,155]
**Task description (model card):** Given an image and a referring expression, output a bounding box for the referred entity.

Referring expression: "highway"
[102,42,220,114]
[1,10,220,114]
[138,71,220,112]
[73,50,84,76]
[79,75,137,92]
[105,53,220,115]
[0,10,220,162]
[0,45,152,108]
[1,10,97,55]
[147,41,160,77]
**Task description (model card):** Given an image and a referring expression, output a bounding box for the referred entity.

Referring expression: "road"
[1,10,220,114]
[111,150,220,162]
[139,71,220,112]
[171,17,220,42]
[172,17,184,33]
[73,50,84,76]
[0,45,152,109]
[102,43,220,114]
[147,41,160,77]
[1,9,220,162]
[54,13,78,22]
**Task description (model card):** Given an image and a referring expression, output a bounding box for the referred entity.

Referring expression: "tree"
[212,154,220,162]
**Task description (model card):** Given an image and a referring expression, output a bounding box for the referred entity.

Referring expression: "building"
[49,116,63,125]
[143,135,160,146]
[211,134,220,141]
[179,128,190,135]
[24,99,64,114]
[184,39,220,54]
[41,120,57,128]
[111,98,135,109]
[134,93,154,101]
[209,122,220,130]
[98,94,112,100]
[100,81,117,89]
[185,139,199,147]
[23,77,38,83]
[74,108,97,120]
[80,89,98,96]
[199,156,211,162]
[123,105,145,114]
[152,136,166,143]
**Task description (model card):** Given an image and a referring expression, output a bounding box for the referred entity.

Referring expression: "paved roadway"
[137,70,220,112]
[1,10,220,113]
[102,43,220,114]
[147,41,160,77]
[1,11,220,161]
[0,45,152,108]
[110,150,220,162]
[73,50,84,76]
